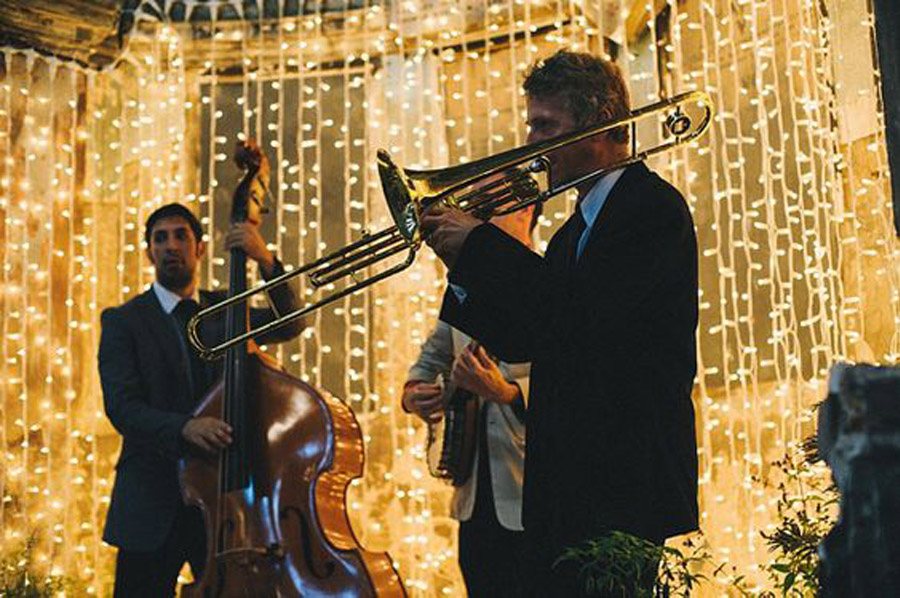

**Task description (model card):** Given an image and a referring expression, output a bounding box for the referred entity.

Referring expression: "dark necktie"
[568,206,587,266]
[172,298,208,403]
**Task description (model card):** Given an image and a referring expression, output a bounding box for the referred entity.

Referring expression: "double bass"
[180,142,406,597]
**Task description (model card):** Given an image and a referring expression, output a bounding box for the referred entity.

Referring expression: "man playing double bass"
[98,191,304,595]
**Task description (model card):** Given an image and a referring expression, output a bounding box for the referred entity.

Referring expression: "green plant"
[554,530,712,597]
[758,442,839,596]
[550,439,839,596]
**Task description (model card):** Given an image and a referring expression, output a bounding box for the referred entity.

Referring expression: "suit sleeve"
[441,223,551,363]
[250,257,306,343]
[406,320,454,383]
[501,364,530,420]
[511,372,530,411]
[98,308,191,460]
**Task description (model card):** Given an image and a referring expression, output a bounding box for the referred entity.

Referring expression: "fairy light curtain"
[0,33,186,593]
[645,0,899,585]
[0,0,897,595]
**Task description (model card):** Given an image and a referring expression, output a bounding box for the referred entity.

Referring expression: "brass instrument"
[188,90,713,360]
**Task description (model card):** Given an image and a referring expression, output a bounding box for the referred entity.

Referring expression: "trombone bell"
[377,150,420,243]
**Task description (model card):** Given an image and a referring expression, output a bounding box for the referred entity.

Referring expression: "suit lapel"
[134,289,192,402]
[546,211,581,269]
[576,162,651,267]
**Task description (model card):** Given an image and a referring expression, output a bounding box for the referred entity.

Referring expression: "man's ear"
[196,239,207,259]
[145,245,156,265]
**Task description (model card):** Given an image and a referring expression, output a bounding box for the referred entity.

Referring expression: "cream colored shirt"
[407,320,528,530]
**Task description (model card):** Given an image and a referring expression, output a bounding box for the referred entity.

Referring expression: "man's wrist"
[258,251,276,276]
[178,417,196,456]
[492,381,521,405]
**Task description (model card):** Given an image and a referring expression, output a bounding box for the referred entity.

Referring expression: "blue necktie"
[568,207,587,265]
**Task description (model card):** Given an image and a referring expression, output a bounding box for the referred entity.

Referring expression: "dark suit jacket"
[98,263,303,551]
[441,162,699,574]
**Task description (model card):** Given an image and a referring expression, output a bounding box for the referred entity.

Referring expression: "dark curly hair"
[523,50,631,145]
[144,203,203,246]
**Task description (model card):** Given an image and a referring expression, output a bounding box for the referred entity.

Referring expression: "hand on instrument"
[402,381,445,424]
[224,222,276,276]
[450,343,520,405]
[182,417,233,453]
[419,204,481,270]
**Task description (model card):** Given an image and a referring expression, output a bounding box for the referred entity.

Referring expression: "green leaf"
[770,563,792,573]
[784,572,796,588]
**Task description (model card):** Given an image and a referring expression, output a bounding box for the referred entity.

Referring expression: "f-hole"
[281,506,337,579]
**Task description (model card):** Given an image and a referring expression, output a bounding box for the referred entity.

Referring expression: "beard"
[156,262,194,292]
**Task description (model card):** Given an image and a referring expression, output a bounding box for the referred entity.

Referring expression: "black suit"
[98,262,302,593]
[441,162,699,594]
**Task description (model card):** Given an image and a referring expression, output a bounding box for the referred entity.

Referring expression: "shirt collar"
[578,167,626,230]
[152,280,200,315]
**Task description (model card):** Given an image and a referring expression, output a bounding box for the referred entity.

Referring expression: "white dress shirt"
[152,281,200,315]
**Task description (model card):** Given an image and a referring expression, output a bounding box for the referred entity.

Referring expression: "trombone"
[188,90,712,360]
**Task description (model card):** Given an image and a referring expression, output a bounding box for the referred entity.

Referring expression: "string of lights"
[0,0,897,594]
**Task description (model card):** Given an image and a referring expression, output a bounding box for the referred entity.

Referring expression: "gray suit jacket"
[408,320,529,530]
[98,265,302,551]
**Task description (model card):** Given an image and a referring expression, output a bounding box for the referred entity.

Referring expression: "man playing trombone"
[421,50,700,595]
